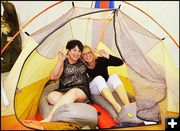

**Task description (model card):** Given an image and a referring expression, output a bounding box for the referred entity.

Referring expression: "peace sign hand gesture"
[58,51,67,62]
[95,49,109,59]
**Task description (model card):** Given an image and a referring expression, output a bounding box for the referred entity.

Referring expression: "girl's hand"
[58,51,67,62]
[95,49,109,59]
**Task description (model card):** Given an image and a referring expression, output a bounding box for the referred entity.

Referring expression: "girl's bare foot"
[40,117,51,122]
[114,103,122,113]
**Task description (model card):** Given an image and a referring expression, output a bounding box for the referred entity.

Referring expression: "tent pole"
[1,81,9,107]
[72,2,74,7]
[122,1,179,48]
[118,4,121,9]
[1,1,64,55]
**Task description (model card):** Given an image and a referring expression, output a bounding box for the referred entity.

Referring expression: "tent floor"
[1,115,80,130]
[1,112,179,130]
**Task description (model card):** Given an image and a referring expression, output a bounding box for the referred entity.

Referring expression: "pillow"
[39,80,59,118]
[39,81,98,129]
[91,93,120,122]
[116,102,144,124]
[91,92,138,124]
[51,103,98,129]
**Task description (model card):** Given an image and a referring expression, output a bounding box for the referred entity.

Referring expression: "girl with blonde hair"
[82,45,130,114]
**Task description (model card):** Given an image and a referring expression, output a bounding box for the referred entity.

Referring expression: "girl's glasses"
[82,51,91,56]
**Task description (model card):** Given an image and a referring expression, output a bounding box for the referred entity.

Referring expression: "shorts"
[89,74,123,95]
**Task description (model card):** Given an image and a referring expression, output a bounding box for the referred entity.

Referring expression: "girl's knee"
[47,91,61,105]
[109,74,119,80]
[68,88,82,97]
[108,74,123,88]
[94,75,105,82]
[93,76,106,86]
[91,76,107,92]
[68,88,87,101]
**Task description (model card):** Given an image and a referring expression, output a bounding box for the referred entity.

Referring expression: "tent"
[1,1,179,130]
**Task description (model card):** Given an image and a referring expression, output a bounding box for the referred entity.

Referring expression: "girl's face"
[82,48,95,63]
[68,45,81,61]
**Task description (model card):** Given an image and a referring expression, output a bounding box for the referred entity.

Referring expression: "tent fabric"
[33,7,114,59]
[1,37,38,116]
[15,77,49,120]
[95,1,114,9]
[147,42,179,112]
[1,115,80,130]
[1,4,178,127]
[114,10,167,122]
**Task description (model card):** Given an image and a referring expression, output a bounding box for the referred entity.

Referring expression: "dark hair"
[66,39,83,52]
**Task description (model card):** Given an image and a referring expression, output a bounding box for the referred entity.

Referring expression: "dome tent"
[1,1,179,130]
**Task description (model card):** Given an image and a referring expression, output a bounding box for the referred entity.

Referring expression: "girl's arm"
[95,49,124,66]
[50,52,66,80]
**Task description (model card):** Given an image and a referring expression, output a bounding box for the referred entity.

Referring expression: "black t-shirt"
[87,55,124,81]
